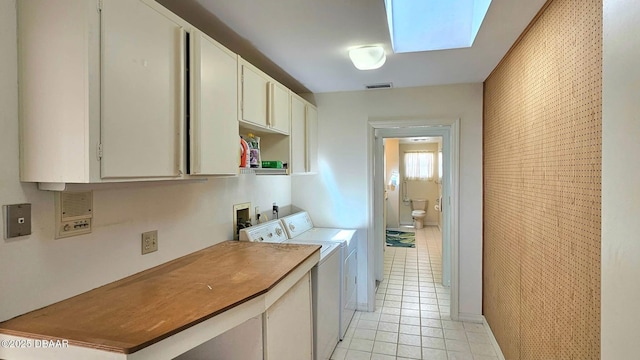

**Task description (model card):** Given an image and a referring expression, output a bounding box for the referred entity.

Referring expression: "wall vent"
[365,82,393,90]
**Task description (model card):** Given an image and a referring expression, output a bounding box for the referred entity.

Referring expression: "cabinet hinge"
[355,276,357,284]
[97,143,103,160]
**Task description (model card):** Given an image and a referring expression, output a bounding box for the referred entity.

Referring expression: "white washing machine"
[239,220,341,360]
[279,212,358,340]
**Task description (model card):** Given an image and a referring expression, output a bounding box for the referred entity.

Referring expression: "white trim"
[458,312,484,323]
[384,227,415,232]
[367,118,460,320]
[483,316,506,360]
[392,222,440,228]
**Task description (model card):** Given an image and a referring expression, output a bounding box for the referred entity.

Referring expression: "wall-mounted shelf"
[239,168,288,175]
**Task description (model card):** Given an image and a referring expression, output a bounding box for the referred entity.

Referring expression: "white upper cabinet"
[190,30,239,175]
[270,82,291,134]
[306,105,318,173]
[18,0,311,186]
[240,64,269,128]
[239,58,290,135]
[18,0,191,188]
[290,94,318,174]
[18,0,101,185]
[290,96,307,174]
[100,0,184,179]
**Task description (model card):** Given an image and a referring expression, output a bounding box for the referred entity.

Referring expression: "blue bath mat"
[385,230,416,248]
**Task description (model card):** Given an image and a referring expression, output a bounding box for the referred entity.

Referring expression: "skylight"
[384,0,492,53]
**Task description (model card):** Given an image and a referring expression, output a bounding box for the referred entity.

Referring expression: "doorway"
[368,119,460,320]
[387,137,443,229]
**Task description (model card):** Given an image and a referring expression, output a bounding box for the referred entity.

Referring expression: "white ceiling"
[193,0,547,94]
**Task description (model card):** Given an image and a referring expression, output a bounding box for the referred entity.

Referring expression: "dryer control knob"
[289,224,295,231]
[275,228,283,236]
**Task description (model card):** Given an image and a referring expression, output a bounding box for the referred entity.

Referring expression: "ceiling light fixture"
[349,46,386,70]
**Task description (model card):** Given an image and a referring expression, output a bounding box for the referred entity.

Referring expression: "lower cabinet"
[264,273,313,360]
[174,316,263,360]
[175,273,313,360]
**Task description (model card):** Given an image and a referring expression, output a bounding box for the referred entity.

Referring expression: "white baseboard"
[482,316,506,360]
[457,312,484,323]
[357,302,373,312]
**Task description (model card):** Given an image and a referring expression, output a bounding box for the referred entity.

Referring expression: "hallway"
[331,227,500,360]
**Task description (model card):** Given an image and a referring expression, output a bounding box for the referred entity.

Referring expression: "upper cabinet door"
[191,31,238,175]
[270,82,290,135]
[239,58,290,136]
[241,65,269,127]
[290,96,306,174]
[17,0,101,184]
[306,105,318,173]
[290,96,318,174]
[101,0,184,178]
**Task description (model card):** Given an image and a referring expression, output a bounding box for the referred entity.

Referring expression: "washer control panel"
[239,220,288,243]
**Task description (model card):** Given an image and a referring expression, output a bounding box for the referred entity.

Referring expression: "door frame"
[367,118,460,320]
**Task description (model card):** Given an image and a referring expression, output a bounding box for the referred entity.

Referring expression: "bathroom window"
[404,151,434,181]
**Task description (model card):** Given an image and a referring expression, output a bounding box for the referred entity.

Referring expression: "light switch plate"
[4,203,32,239]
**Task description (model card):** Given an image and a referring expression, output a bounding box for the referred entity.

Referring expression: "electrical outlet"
[141,230,158,255]
[255,206,261,223]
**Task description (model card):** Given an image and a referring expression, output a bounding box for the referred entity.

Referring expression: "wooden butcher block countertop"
[0,241,320,354]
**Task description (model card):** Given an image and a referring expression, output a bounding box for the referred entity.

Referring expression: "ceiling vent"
[365,82,393,90]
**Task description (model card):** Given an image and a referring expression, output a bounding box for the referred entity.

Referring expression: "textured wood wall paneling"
[483,0,602,359]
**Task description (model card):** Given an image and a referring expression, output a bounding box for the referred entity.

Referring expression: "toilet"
[411,199,428,229]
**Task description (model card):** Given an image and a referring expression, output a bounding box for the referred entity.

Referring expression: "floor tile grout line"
[334,226,500,360]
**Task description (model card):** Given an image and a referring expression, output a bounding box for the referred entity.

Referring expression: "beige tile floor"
[331,226,501,360]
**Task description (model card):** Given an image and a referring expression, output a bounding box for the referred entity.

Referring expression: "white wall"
[0,1,291,322]
[602,0,640,357]
[292,84,483,315]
